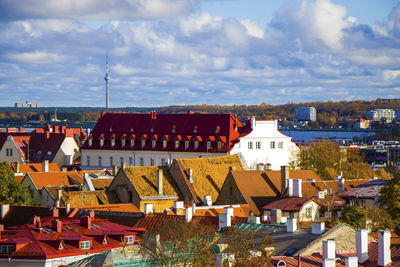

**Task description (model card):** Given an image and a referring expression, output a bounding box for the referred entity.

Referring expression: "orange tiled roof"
[166,205,251,217]
[11,162,61,175]
[25,172,78,190]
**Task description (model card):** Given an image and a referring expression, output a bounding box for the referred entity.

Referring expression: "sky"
[1,0,400,107]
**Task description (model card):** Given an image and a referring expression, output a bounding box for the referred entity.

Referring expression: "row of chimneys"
[14,160,50,173]
[321,229,391,267]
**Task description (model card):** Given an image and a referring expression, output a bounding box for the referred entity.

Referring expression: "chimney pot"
[323,239,336,260]
[144,203,154,215]
[378,230,391,266]
[52,219,62,232]
[14,162,20,173]
[157,169,163,195]
[66,203,71,214]
[80,215,91,229]
[112,165,118,176]
[42,160,49,172]
[345,256,358,267]
[49,208,59,217]
[185,207,193,223]
[224,207,234,217]
[356,229,369,263]
[287,218,297,232]
[203,195,212,206]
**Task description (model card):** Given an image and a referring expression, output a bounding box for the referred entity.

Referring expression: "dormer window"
[207,141,212,150]
[172,126,176,133]
[141,139,146,149]
[215,126,220,133]
[0,244,14,254]
[193,126,198,133]
[109,127,113,132]
[81,240,91,249]
[58,242,64,250]
[121,139,126,147]
[124,235,134,244]
[185,141,189,150]
[100,138,104,147]
[152,140,156,149]
[111,138,115,148]
[163,140,167,149]
[175,140,179,150]
[102,236,108,244]
[88,137,92,147]
[130,139,135,148]
[217,141,222,150]
[194,141,199,150]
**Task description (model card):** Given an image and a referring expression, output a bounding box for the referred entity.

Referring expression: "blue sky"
[0,0,400,107]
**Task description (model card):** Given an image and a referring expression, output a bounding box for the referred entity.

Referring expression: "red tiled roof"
[262,197,314,211]
[10,162,61,175]
[81,112,252,153]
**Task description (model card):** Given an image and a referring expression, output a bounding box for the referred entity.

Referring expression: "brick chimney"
[80,216,91,229]
[49,208,59,217]
[31,216,41,227]
[52,219,62,232]
[281,166,289,196]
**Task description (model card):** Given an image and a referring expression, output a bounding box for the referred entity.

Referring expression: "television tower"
[104,54,111,109]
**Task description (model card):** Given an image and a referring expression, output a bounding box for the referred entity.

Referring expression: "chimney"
[312,222,325,234]
[0,204,10,219]
[112,165,118,176]
[55,200,60,208]
[52,219,62,232]
[49,208,59,217]
[251,116,256,129]
[247,215,260,224]
[31,216,41,227]
[57,189,62,201]
[14,162,20,173]
[229,166,236,171]
[187,168,194,183]
[157,169,163,195]
[270,209,282,224]
[378,230,391,266]
[203,195,212,206]
[257,163,264,171]
[65,155,73,166]
[224,207,234,217]
[80,215,91,229]
[281,166,289,195]
[0,224,4,232]
[287,218,297,232]
[323,239,336,260]
[339,178,345,193]
[144,203,154,215]
[287,179,293,197]
[345,256,358,267]
[185,207,193,223]
[317,191,326,199]
[356,229,369,263]
[88,210,95,218]
[322,258,335,267]
[42,160,49,172]
[218,213,231,229]
[292,179,302,197]
[66,203,71,214]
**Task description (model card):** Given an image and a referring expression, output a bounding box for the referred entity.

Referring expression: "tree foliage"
[378,173,400,221]
[0,163,32,205]
[291,141,389,180]
[339,205,366,229]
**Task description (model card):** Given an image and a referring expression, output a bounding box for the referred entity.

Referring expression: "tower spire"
[104,52,111,109]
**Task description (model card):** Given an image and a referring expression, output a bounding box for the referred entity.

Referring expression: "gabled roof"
[264,170,322,182]
[340,179,387,199]
[81,112,252,153]
[301,179,371,197]
[24,172,81,190]
[262,197,315,211]
[175,155,244,202]
[123,166,182,197]
[73,204,141,213]
[10,162,61,176]
[66,191,110,207]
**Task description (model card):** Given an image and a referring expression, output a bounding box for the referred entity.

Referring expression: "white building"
[230,119,299,170]
[80,112,298,171]
[295,107,316,122]
[368,109,395,122]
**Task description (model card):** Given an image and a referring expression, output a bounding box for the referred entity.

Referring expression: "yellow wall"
[20,175,42,205]
[139,198,178,213]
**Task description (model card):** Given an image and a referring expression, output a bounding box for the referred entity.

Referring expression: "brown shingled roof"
[262,197,314,211]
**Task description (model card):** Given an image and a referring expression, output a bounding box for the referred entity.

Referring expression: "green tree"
[378,174,400,221]
[339,205,366,229]
[0,163,32,205]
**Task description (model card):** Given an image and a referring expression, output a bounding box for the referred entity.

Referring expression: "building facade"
[294,107,316,122]
[367,109,395,122]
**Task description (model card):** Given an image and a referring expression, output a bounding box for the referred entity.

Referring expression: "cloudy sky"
[1,0,400,107]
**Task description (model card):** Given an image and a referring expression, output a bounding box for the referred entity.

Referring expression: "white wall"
[0,136,24,163]
[230,120,299,170]
[298,201,319,222]
[52,137,80,167]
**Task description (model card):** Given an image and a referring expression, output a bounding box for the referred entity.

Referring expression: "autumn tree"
[378,174,400,221]
[0,163,32,205]
[339,205,366,229]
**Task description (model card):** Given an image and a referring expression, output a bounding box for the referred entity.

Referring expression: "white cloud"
[240,19,264,39]
[5,51,68,64]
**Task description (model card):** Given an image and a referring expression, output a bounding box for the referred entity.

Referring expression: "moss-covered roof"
[123,166,181,197]
[176,155,243,202]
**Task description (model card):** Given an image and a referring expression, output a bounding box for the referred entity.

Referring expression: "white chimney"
[42,160,49,172]
[322,258,335,267]
[219,213,231,229]
[247,216,260,224]
[144,203,154,214]
[345,256,358,267]
[317,191,326,199]
[339,178,345,193]
[323,239,336,260]
[173,201,184,210]
[188,168,194,183]
[224,207,234,217]
[287,179,293,197]
[312,222,325,234]
[287,218,297,233]
[378,230,391,266]
[185,207,193,223]
[0,204,10,219]
[55,200,60,208]
[157,169,163,195]
[257,163,264,171]
[65,155,73,165]
[292,179,302,197]
[204,195,212,206]
[356,229,369,263]
[66,203,71,214]
[251,116,256,129]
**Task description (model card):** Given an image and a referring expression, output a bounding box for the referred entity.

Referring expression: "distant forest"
[1,99,400,129]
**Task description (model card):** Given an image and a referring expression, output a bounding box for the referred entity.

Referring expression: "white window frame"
[130,139,135,148]
[270,141,275,149]
[175,140,179,150]
[141,139,146,149]
[81,241,91,249]
[248,141,253,150]
[121,139,126,147]
[161,158,167,166]
[150,158,155,166]
[217,141,222,150]
[278,141,283,149]
[194,141,199,150]
[125,235,134,244]
[255,141,261,150]
[163,140,167,149]
[185,141,189,150]
[152,140,156,149]
[207,141,212,150]
[111,138,115,147]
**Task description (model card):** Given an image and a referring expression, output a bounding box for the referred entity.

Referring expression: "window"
[194,141,199,150]
[305,207,312,218]
[81,241,90,249]
[161,158,167,166]
[88,138,92,146]
[229,186,233,198]
[150,158,155,166]
[185,141,189,150]
[100,139,104,147]
[6,148,12,157]
[98,156,102,166]
[152,140,156,149]
[111,138,115,147]
[270,141,275,149]
[103,237,108,244]
[248,141,253,150]
[129,157,133,166]
[163,140,167,149]
[110,157,113,166]
[139,157,144,166]
[207,141,212,150]
[217,141,222,151]
[121,139,126,147]
[141,139,146,149]
[87,156,91,166]
[0,245,14,254]
[256,141,261,149]
[120,157,124,167]
[278,141,283,149]
[175,140,179,150]
[130,139,135,148]
[125,235,134,244]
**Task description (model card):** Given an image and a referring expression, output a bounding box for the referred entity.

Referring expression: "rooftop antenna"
[104,52,111,109]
